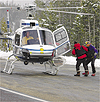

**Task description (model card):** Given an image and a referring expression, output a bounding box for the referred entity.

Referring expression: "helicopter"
[0,5,71,75]
[1,21,71,75]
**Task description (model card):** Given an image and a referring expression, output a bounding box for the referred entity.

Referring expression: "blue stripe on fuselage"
[22,23,30,25]
[20,47,54,51]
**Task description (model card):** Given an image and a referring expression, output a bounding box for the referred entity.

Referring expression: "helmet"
[85,41,91,47]
[85,41,90,44]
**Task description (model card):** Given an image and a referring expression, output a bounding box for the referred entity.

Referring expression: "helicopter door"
[13,34,20,55]
[53,26,71,57]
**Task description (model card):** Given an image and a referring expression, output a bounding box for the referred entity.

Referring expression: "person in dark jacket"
[72,41,88,76]
[82,41,98,76]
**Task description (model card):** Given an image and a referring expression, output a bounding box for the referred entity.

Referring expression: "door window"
[39,30,54,45]
[15,34,20,46]
[54,29,68,46]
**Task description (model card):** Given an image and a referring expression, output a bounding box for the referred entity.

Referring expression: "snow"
[0,51,100,67]
[61,56,100,67]
[0,51,15,60]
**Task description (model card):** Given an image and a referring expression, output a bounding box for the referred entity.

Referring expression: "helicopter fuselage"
[13,26,55,64]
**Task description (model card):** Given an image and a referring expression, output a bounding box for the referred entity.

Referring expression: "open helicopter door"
[52,26,71,67]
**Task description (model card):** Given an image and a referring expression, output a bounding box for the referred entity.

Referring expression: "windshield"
[22,30,39,45]
[39,30,54,45]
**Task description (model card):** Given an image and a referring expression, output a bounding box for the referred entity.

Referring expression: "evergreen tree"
[0,17,7,33]
[34,0,59,31]
[71,0,100,57]
[34,0,100,57]
[0,18,12,51]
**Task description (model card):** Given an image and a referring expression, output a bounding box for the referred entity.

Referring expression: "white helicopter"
[0,6,71,75]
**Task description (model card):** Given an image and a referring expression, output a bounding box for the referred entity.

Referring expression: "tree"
[0,17,7,33]
[82,0,100,58]
[34,0,100,57]
[71,0,100,57]
[0,18,12,51]
[34,0,60,31]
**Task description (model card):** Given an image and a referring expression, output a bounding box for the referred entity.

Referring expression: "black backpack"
[86,48,95,58]
[74,46,86,58]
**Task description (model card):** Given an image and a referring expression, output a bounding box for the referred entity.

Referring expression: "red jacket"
[72,43,88,59]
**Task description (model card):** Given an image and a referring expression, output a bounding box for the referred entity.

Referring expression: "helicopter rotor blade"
[37,8,94,16]
[51,7,87,9]
[0,7,16,9]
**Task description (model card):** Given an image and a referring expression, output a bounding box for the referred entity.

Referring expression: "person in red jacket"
[72,41,88,76]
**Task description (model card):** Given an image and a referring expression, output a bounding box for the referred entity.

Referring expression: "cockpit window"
[39,30,54,45]
[22,30,39,45]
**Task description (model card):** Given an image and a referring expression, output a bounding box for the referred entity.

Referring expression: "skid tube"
[1,54,19,74]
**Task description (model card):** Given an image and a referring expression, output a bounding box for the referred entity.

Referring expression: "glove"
[94,53,97,56]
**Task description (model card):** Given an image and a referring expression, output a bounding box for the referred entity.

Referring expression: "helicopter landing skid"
[43,71,57,76]
[44,57,66,75]
[44,61,58,75]
[1,54,18,74]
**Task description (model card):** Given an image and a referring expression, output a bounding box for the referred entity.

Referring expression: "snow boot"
[74,71,80,76]
[84,71,88,76]
[82,71,89,75]
[91,73,95,76]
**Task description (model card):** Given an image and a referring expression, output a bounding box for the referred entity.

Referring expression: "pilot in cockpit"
[22,31,34,45]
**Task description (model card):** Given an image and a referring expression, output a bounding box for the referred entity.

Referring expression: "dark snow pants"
[76,58,88,71]
[86,57,96,73]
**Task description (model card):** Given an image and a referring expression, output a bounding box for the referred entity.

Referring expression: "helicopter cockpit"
[22,30,39,45]
[22,29,54,46]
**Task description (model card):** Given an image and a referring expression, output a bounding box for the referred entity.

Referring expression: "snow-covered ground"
[0,51,100,67]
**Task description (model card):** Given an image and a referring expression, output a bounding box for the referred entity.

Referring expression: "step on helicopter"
[0,5,71,75]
